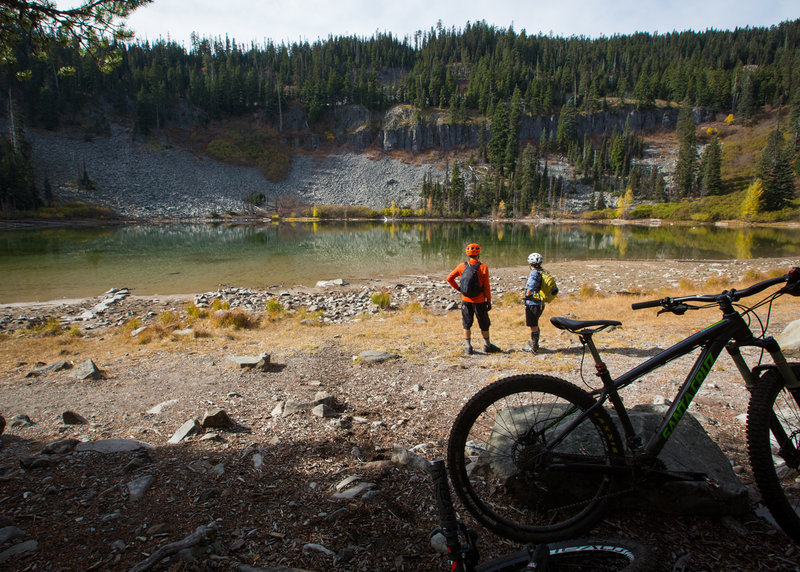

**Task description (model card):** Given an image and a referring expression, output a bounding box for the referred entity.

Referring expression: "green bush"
[206,139,237,161]
[371,291,392,309]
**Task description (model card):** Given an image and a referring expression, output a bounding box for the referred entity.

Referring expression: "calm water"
[2,221,800,303]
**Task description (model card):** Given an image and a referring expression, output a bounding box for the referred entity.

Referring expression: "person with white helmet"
[523,252,557,353]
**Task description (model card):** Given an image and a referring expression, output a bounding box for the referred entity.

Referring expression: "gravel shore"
[2,258,800,570]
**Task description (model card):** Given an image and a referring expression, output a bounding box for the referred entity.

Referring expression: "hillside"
[13,102,710,219]
[2,20,798,220]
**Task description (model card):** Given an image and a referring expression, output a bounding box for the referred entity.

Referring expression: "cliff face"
[328,104,717,153]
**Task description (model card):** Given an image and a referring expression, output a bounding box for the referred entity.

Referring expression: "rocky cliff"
[331,104,716,153]
[17,104,711,219]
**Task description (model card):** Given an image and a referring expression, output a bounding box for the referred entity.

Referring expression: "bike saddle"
[550,317,622,332]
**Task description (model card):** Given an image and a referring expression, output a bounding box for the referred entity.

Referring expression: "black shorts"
[525,304,544,327]
[462,301,491,331]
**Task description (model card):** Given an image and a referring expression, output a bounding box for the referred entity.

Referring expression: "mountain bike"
[447,267,800,544]
[430,459,650,571]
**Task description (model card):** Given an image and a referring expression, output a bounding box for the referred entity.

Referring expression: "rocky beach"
[2,257,800,571]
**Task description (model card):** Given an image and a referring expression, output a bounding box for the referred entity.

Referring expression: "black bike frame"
[582,307,798,458]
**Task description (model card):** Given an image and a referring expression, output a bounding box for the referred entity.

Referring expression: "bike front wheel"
[747,364,800,544]
[447,374,624,544]
[475,537,651,572]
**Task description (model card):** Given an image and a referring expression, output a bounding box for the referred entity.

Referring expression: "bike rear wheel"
[447,374,624,543]
[747,364,800,544]
[475,537,651,571]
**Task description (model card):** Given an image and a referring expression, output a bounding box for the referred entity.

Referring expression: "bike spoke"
[448,375,621,543]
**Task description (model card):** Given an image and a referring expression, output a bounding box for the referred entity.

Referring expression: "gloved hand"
[486,302,492,311]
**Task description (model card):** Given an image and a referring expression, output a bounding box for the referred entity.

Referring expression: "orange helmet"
[466,243,481,256]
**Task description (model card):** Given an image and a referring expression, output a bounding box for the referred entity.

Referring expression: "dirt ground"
[2,258,800,571]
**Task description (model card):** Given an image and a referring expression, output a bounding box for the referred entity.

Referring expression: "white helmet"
[527,252,543,266]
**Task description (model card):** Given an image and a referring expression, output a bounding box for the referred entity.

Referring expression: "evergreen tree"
[759,127,795,211]
[700,137,723,195]
[555,100,577,151]
[609,132,626,178]
[737,70,756,123]
[450,160,465,205]
[675,107,698,197]
[488,102,509,173]
[791,89,800,175]
[504,87,523,174]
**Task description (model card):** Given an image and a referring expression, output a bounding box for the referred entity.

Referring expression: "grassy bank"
[3,264,794,380]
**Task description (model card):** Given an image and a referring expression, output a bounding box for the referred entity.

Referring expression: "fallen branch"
[129,521,218,572]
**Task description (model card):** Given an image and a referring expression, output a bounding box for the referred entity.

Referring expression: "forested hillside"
[1,19,799,219]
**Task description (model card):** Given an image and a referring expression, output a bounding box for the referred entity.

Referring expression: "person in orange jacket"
[447,243,502,355]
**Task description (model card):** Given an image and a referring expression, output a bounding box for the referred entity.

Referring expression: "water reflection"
[2,221,800,303]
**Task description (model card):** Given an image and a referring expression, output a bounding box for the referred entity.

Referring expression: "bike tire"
[475,537,651,572]
[747,364,800,544]
[447,374,624,544]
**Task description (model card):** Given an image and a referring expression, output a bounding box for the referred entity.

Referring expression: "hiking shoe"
[484,343,502,353]
[465,344,474,355]
[528,341,539,354]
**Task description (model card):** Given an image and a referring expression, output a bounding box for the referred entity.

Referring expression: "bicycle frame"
[579,304,799,460]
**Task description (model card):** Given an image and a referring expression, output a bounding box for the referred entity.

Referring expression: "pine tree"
[488,103,509,173]
[700,137,723,195]
[555,101,577,151]
[759,127,795,211]
[675,107,698,198]
[504,88,523,174]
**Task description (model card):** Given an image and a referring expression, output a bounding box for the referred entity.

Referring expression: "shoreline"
[3,211,800,230]
[2,257,796,315]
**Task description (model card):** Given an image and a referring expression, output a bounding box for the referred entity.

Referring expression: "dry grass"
[3,265,800,382]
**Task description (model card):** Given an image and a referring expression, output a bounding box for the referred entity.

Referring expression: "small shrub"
[405,301,424,313]
[186,303,209,320]
[209,309,254,329]
[158,311,181,327]
[28,317,62,336]
[294,307,324,323]
[578,283,600,298]
[67,325,82,337]
[209,299,230,312]
[704,275,732,288]
[371,291,392,309]
[677,279,697,291]
[744,269,766,282]
[265,299,285,318]
[500,292,521,307]
[120,318,142,333]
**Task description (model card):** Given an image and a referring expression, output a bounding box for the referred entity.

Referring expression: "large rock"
[474,403,747,517]
[776,319,800,352]
[618,404,749,515]
[226,353,270,371]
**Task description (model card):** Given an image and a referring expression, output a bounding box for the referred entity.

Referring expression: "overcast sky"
[123,0,800,47]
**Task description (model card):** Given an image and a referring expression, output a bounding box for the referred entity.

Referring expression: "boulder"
[226,353,270,371]
[168,419,202,444]
[73,359,101,380]
[201,408,234,429]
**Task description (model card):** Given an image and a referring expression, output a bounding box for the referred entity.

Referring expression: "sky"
[121,0,800,47]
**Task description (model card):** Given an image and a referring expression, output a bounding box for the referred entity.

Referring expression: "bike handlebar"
[631,299,664,310]
[631,267,800,312]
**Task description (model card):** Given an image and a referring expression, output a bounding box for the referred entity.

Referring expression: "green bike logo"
[662,353,716,439]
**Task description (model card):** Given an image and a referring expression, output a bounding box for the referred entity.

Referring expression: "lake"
[2,220,800,303]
